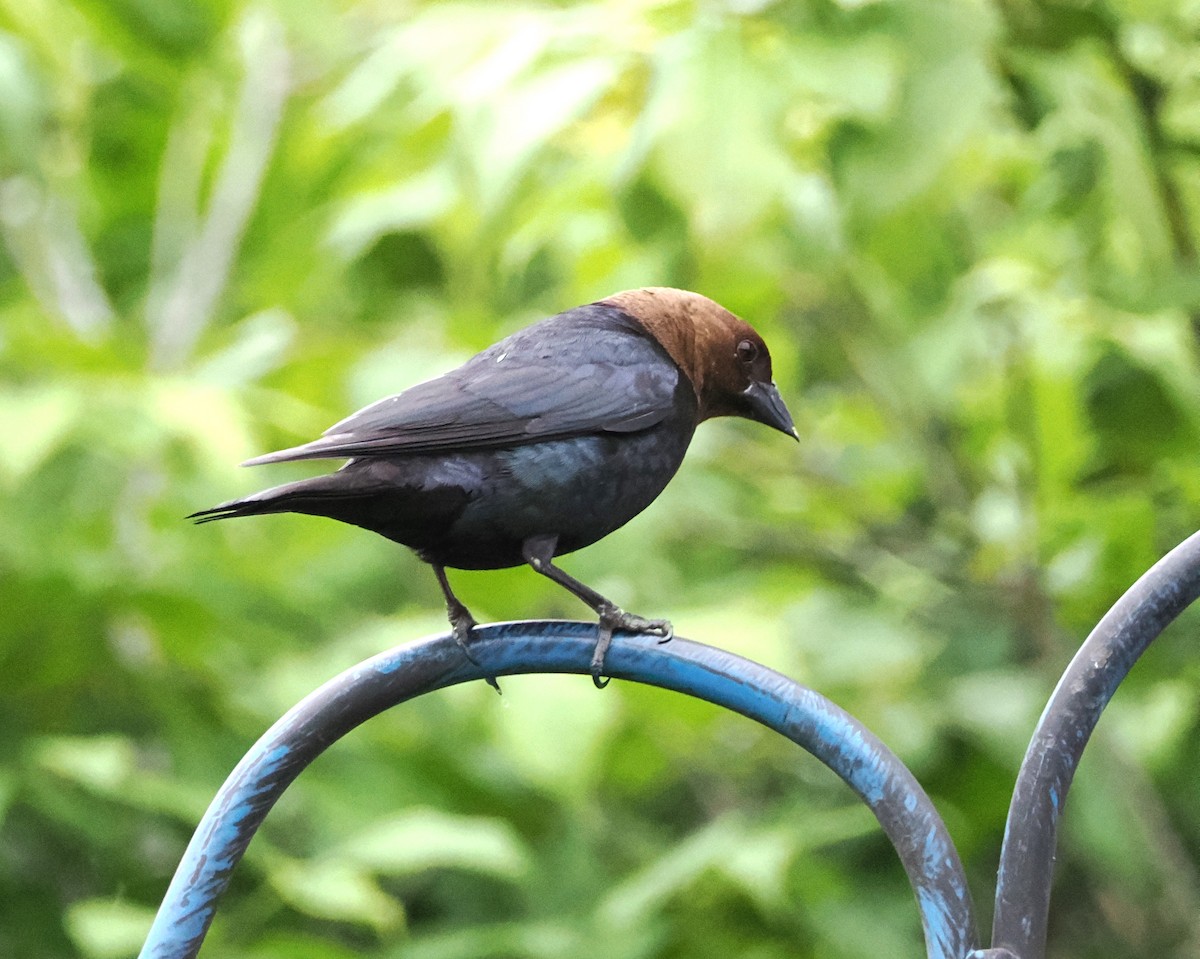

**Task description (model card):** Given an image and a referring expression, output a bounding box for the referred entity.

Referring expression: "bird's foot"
[451,611,501,695]
[590,608,674,689]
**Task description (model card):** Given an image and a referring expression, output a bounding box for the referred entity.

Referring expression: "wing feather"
[244,307,680,466]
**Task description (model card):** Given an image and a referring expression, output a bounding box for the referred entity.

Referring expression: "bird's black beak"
[743,381,799,440]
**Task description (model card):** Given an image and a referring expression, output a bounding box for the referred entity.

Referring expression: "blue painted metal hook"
[988,529,1200,959]
[138,623,979,959]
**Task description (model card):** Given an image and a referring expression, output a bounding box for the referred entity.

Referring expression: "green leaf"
[0,385,79,485]
[65,898,154,959]
[336,808,530,880]
[269,858,403,931]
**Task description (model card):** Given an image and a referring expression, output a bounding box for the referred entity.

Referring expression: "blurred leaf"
[65,898,154,959]
[0,385,78,485]
[269,858,403,931]
[395,920,579,959]
[326,167,456,262]
[336,808,530,880]
[194,308,297,387]
[488,673,619,795]
[0,30,46,168]
[640,25,796,240]
[147,379,256,464]
[599,808,873,927]
[465,56,621,215]
[34,735,136,792]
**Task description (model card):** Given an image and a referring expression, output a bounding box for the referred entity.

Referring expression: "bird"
[191,287,797,688]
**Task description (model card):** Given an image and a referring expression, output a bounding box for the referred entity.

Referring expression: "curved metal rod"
[138,622,978,959]
[991,529,1200,958]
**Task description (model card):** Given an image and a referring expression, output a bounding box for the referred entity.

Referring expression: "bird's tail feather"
[188,474,359,524]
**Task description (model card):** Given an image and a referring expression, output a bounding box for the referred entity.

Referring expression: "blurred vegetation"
[2,0,1200,956]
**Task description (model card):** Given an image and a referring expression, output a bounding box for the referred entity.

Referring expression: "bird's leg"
[432,564,500,694]
[521,535,673,689]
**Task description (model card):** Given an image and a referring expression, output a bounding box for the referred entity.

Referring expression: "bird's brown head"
[601,287,798,438]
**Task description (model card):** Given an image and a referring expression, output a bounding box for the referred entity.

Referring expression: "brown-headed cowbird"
[192,287,796,687]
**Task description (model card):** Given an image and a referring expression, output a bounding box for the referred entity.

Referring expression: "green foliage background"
[3,0,1200,956]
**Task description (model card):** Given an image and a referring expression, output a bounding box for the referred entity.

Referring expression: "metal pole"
[138,622,978,959]
[990,529,1200,957]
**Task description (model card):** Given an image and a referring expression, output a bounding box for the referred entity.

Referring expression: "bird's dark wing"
[245,307,682,465]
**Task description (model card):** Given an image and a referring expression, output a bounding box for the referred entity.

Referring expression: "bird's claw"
[590,609,674,688]
[451,613,501,695]
[590,627,613,690]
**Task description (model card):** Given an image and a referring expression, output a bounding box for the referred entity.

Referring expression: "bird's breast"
[426,421,694,569]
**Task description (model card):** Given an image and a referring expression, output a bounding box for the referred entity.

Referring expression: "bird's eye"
[736,339,759,363]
